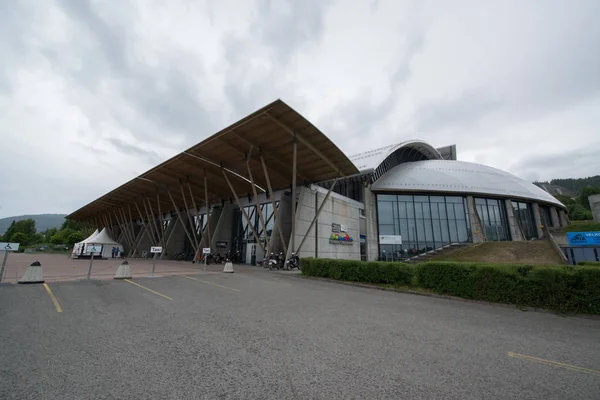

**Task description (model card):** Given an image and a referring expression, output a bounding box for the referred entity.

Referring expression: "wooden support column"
[166,188,198,254]
[119,208,135,249]
[221,169,265,253]
[247,148,270,256]
[127,205,139,257]
[295,179,339,254]
[146,197,162,245]
[141,199,158,244]
[179,182,199,250]
[187,181,202,261]
[204,169,212,250]
[156,191,165,240]
[107,212,116,237]
[259,155,287,254]
[135,201,157,245]
[161,217,180,260]
[290,137,298,260]
[113,210,132,249]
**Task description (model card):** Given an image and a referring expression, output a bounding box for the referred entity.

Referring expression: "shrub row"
[301,258,600,314]
[577,261,600,266]
[301,258,414,286]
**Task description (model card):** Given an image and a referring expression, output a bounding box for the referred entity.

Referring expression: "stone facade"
[504,199,524,241]
[466,196,486,242]
[589,194,600,222]
[532,203,544,238]
[292,185,361,260]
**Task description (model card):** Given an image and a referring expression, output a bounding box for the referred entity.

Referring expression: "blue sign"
[567,232,600,247]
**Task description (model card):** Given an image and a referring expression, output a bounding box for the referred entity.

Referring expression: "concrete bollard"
[114,261,132,279]
[222,261,234,273]
[18,261,45,284]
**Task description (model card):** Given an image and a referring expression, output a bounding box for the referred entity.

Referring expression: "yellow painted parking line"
[123,279,173,300]
[43,283,62,313]
[508,352,600,377]
[181,275,240,292]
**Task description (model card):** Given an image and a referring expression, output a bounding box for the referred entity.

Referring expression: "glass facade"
[539,205,553,228]
[233,202,280,261]
[377,194,471,260]
[474,198,510,241]
[511,201,537,239]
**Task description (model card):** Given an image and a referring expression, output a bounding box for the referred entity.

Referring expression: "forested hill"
[0,214,66,234]
[534,175,600,198]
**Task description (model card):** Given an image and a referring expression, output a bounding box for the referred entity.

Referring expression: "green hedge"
[577,261,600,266]
[301,258,414,286]
[416,262,600,314]
[301,258,600,314]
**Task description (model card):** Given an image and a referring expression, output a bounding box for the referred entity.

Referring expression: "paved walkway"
[0,252,282,283]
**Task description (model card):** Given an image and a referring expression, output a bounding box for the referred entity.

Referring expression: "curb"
[295,274,600,321]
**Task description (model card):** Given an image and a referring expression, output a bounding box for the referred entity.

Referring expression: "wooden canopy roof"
[66,99,359,222]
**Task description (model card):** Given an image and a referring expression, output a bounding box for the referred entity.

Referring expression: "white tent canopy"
[71,228,124,258]
[83,229,99,243]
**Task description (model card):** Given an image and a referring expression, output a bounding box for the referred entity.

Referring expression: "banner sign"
[567,232,600,247]
[379,235,402,245]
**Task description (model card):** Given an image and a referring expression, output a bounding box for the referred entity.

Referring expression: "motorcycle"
[267,252,283,270]
[285,252,301,270]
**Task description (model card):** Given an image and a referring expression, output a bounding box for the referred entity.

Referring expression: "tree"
[61,219,83,232]
[65,232,83,246]
[50,234,64,245]
[45,227,58,240]
[3,219,36,242]
[10,232,29,246]
[29,233,44,245]
[554,194,575,206]
[567,203,593,221]
[579,186,600,210]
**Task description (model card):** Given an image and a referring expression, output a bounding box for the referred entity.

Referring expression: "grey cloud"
[105,137,162,165]
[415,92,504,134]
[509,147,599,182]
[252,0,333,63]
[52,0,217,144]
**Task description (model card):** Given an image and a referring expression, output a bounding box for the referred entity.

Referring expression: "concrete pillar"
[504,200,523,241]
[589,194,600,222]
[363,185,379,261]
[550,207,560,228]
[532,203,544,238]
[466,196,486,243]
[211,204,235,254]
[559,209,569,227]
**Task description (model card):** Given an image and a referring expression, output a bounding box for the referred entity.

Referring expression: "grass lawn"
[431,240,564,265]
[558,220,600,234]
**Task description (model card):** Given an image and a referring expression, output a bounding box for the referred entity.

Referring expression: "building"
[66,100,567,263]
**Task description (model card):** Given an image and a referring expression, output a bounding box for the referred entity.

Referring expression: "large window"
[377,194,471,260]
[474,198,510,241]
[512,201,537,239]
[234,201,280,243]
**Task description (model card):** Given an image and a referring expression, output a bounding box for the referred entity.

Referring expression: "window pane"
[397,195,412,202]
[457,220,469,242]
[422,202,431,218]
[379,224,395,235]
[431,203,439,218]
[454,203,466,220]
[449,219,458,243]
[398,202,407,219]
[407,202,415,218]
[414,195,429,202]
[430,196,445,203]
[414,202,423,218]
[447,203,456,219]
[446,196,462,203]
[378,201,394,223]
[378,194,396,202]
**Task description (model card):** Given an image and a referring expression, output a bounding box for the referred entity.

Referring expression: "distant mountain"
[534,175,600,198]
[0,214,66,234]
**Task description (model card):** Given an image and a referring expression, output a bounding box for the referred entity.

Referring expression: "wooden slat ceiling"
[66,99,359,222]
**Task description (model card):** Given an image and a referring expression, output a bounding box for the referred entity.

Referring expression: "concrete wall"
[504,200,524,241]
[363,185,379,261]
[211,204,235,254]
[589,194,600,222]
[292,185,361,260]
[466,196,486,243]
[550,207,561,228]
[559,209,569,227]
[532,203,544,238]
[164,217,186,256]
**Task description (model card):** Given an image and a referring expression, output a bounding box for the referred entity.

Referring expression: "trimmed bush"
[577,261,600,266]
[301,258,414,286]
[417,261,600,314]
[301,258,600,314]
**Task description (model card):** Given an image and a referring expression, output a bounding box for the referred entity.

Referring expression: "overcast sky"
[1,0,599,218]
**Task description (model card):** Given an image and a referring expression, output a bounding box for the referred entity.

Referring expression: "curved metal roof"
[371,160,564,208]
[349,140,442,173]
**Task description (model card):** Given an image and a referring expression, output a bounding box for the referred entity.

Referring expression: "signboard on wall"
[379,235,402,245]
[332,223,348,233]
[567,232,600,247]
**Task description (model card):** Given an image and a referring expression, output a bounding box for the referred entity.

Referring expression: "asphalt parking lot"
[0,266,599,400]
